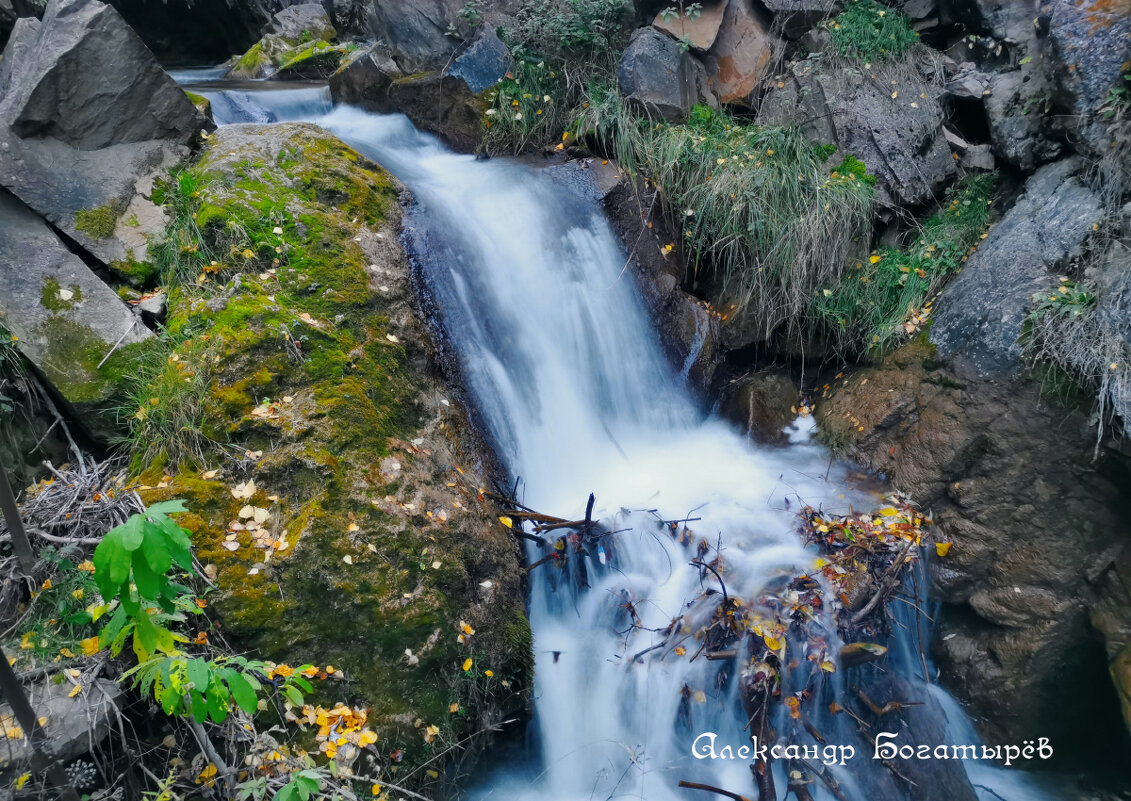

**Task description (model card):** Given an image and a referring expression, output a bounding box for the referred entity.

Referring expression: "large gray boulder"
[985,67,1063,170]
[759,0,839,40]
[0,0,201,277]
[759,61,956,206]
[0,190,151,434]
[1046,0,1130,153]
[0,677,123,769]
[930,159,1103,375]
[269,2,334,40]
[328,43,403,109]
[446,27,512,94]
[364,0,519,72]
[5,0,200,149]
[618,26,713,122]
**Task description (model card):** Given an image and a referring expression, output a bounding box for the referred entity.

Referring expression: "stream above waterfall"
[179,76,1075,801]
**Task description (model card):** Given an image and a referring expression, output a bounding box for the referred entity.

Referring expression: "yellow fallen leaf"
[449,703,460,713]
[347,522,360,532]
[869,254,882,264]
[79,637,101,656]
[68,684,82,698]
[675,646,686,656]
[763,635,783,652]
[498,516,513,529]
[879,507,899,517]
[935,542,952,557]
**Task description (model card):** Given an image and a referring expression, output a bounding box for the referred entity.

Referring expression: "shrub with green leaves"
[811,173,995,356]
[92,502,313,726]
[825,0,918,63]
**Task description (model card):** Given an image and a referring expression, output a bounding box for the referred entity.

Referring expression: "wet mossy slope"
[133,123,531,758]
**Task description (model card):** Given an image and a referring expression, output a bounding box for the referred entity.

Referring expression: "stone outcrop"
[719,370,799,445]
[931,159,1102,375]
[137,123,532,750]
[701,0,778,104]
[759,60,956,206]
[0,0,202,279]
[328,43,403,108]
[329,38,493,154]
[5,0,199,149]
[760,0,839,38]
[0,678,123,769]
[228,2,338,79]
[269,2,334,40]
[618,26,714,122]
[815,344,1131,762]
[652,0,727,52]
[446,27,513,94]
[363,0,520,72]
[0,189,151,435]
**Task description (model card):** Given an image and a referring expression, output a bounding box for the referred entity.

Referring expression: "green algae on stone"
[134,124,530,772]
[39,277,83,312]
[75,202,119,240]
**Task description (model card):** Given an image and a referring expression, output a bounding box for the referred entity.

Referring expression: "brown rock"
[386,72,487,154]
[703,0,779,104]
[814,343,1131,762]
[720,370,799,445]
[652,0,727,52]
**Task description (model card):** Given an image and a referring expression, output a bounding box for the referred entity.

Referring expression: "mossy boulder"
[134,124,531,773]
[227,4,339,80]
[0,190,152,442]
[275,41,351,80]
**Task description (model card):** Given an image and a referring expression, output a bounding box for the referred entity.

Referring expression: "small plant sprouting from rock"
[825,0,918,64]
[812,173,996,358]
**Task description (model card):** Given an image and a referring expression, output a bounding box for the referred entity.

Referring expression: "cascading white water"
[190,80,1062,801]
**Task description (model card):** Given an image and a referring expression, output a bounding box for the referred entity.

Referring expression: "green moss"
[74,203,118,239]
[132,126,529,769]
[109,252,159,289]
[39,277,82,311]
[233,41,267,75]
[276,41,345,77]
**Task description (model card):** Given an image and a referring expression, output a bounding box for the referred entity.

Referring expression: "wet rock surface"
[931,159,1103,375]
[816,344,1131,762]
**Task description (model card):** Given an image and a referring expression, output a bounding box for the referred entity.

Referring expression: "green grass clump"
[637,102,877,343]
[811,173,996,357]
[826,0,918,63]
[75,203,118,239]
[484,0,632,152]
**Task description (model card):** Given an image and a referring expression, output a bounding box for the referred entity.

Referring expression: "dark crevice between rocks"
[945,94,992,145]
[40,216,159,333]
[109,0,266,66]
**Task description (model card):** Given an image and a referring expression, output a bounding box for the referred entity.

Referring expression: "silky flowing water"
[177,74,1061,801]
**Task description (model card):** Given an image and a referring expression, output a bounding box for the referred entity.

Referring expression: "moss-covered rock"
[135,124,530,775]
[275,41,351,80]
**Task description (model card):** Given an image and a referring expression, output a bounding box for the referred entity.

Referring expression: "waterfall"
[190,79,1061,801]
